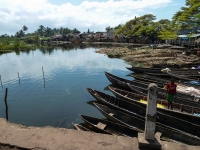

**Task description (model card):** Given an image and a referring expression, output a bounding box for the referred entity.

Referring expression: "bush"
[14,40,20,50]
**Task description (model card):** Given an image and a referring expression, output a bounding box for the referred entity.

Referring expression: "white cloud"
[0,0,172,35]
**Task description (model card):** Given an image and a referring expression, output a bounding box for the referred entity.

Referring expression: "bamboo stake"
[42,66,46,88]
[18,72,20,84]
[0,75,2,88]
[4,88,8,121]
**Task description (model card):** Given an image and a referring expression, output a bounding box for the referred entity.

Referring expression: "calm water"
[0,46,133,128]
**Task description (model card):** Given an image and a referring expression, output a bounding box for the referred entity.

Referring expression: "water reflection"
[0,45,132,128]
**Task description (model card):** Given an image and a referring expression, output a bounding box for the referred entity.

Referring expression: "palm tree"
[22,25,28,34]
[15,31,20,38]
[72,28,80,34]
[45,27,52,37]
[37,25,46,36]
[59,27,64,34]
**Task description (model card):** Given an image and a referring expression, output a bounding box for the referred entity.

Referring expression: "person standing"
[166,78,177,110]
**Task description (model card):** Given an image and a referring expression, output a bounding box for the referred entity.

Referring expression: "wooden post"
[0,75,2,88]
[18,72,20,84]
[42,66,46,88]
[4,88,8,121]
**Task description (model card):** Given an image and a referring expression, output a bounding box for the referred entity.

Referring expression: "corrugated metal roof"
[191,34,200,37]
[178,34,200,38]
[178,35,187,37]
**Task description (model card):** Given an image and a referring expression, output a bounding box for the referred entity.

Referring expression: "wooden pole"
[42,66,45,88]
[18,72,20,84]
[0,75,2,88]
[4,88,8,121]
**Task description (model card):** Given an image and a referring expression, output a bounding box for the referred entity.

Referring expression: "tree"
[114,14,157,42]
[105,26,111,33]
[172,0,200,29]
[114,24,123,30]
[45,27,52,37]
[59,27,64,34]
[71,28,80,34]
[37,25,46,36]
[22,25,28,34]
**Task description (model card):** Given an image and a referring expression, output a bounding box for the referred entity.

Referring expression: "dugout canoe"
[127,83,200,108]
[79,114,140,137]
[87,88,200,134]
[144,72,200,81]
[142,74,200,88]
[132,75,200,90]
[108,86,200,114]
[73,124,93,132]
[94,103,200,146]
[126,66,200,74]
[105,71,196,102]
[126,66,163,73]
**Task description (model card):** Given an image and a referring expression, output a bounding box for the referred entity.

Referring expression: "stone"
[138,132,161,150]
[145,83,158,140]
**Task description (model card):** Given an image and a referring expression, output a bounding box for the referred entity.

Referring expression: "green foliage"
[158,20,179,40]
[114,14,161,42]
[158,29,178,40]
[14,40,20,50]
[172,0,200,29]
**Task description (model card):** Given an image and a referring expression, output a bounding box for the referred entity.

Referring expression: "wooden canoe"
[105,71,196,102]
[126,66,200,74]
[108,86,200,115]
[79,114,140,137]
[87,88,200,134]
[126,66,163,73]
[73,124,93,132]
[144,72,200,81]
[94,103,200,146]
[132,75,200,90]
[127,83,200,108]
[145,75,200,88]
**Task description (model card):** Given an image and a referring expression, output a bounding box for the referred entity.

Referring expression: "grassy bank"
[0,38,36,54]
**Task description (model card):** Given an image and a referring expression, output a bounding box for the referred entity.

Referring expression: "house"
[170,26,200,48]
[51,34,68,41]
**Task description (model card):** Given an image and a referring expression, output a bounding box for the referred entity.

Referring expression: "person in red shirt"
[166,78,177,110]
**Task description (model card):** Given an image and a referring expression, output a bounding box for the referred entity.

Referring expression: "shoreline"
[0,118,200,150]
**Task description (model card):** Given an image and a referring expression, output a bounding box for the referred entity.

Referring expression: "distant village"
[46,26,200,48]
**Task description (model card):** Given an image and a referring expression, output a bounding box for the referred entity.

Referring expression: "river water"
[0,46,133,128]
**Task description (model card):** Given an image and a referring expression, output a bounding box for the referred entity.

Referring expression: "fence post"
[138,83,161,149]
[4,88,8,121]
[0,75,3,88]
[42,66,46,88]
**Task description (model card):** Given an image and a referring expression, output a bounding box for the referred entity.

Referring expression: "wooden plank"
[97,122,107,130]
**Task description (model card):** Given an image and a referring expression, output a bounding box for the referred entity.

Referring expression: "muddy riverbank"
[95,46,199,67]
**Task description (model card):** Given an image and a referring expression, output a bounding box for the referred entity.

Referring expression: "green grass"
[0,38,36,53]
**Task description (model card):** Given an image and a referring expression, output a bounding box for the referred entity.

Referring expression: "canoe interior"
[73,124,92,132]
[87,88,200,128]
[94,103,200,146]
[105,71,195,101]
[127,83,200,108]
[109,86,200,115]
[79,114,138,137]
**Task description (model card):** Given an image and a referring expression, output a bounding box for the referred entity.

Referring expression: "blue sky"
[0,0,186,35]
